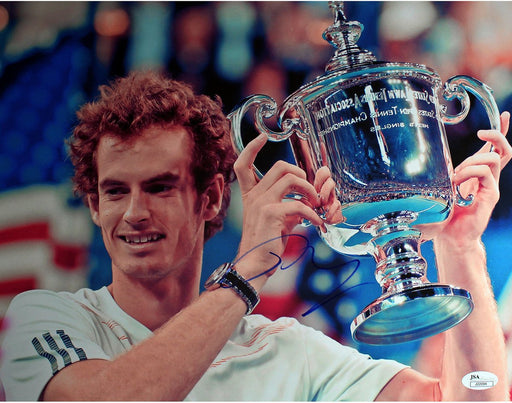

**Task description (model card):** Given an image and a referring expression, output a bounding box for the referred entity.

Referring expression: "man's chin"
[114,261,171,281]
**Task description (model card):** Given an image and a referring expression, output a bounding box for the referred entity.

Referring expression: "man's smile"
[120,233,165,245]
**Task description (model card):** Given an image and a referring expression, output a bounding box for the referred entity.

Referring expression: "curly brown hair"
[68,70,236,241]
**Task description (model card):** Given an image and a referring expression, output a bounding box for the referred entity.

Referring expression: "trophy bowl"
[228,1,500,344]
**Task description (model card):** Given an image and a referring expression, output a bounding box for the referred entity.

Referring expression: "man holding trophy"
[1,2,512,402]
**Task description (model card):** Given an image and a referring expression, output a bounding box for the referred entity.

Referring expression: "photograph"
[0,1,511,400]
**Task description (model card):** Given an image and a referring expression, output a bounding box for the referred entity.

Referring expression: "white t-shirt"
[0,287,407,401]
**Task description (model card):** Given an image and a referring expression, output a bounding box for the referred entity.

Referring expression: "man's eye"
[106,188,128,196]
[147,184,172,194]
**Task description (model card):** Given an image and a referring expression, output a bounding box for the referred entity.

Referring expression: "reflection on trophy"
[228,1,501,344]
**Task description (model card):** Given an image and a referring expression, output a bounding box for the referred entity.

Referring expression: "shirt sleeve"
[302,324,409,401]
[0,290,111,401]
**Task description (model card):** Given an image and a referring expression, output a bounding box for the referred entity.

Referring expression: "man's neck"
[108,270,201,331]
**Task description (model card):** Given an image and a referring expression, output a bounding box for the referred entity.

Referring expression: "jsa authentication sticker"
[462,371,498,390]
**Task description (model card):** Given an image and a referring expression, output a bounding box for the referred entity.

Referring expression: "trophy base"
[350,284,473,345]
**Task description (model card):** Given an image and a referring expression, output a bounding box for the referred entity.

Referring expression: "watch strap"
[221,268,259,315]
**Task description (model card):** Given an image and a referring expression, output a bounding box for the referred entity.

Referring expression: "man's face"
[89,125,215,281]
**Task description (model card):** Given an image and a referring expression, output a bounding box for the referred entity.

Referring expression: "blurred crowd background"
[1,0,512,394]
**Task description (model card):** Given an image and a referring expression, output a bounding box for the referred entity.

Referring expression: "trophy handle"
[441,75,501,207]
[228,94,303,178]
[228,94,318,225]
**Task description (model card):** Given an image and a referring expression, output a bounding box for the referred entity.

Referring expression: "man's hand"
[233,134,341,284]
[437,111,511,246]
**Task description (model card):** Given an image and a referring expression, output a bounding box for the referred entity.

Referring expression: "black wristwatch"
[204,263,260,315]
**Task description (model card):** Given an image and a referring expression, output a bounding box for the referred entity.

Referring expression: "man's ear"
[202,174,225,221]
[87,194,101,227]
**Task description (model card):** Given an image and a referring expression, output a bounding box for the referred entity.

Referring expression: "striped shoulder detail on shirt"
[31,330,87,374]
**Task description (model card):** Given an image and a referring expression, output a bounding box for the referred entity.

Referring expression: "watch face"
[204,263,231,289]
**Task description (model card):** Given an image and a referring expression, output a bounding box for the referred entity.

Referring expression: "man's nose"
[123,191,151,224]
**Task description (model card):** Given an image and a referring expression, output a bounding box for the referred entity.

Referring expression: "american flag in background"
[0,186,91,329]
[0,32,95,337]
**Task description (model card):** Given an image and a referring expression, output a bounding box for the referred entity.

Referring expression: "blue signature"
[231,233,371,317]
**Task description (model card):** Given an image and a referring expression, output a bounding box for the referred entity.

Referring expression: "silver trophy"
[228,1,500,344]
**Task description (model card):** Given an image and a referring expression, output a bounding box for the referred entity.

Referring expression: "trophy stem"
[363,211,429,295]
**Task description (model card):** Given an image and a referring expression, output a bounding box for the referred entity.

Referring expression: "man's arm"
[42,286,251,400]
[377,112,512,400]
[435,230,507,400]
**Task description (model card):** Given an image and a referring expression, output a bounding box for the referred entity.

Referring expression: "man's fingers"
[313,166,331,190]
[500,111,510,136]
[478,129,512,161]
[454,152,501,180]
[233,133,267,191]
[453,164,499,195]
[265,172,320,208]
[257,160,308,195]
